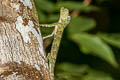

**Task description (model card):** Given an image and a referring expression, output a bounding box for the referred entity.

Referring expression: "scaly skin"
[40,7,70,80]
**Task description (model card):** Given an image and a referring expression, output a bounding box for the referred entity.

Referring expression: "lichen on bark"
[0,0,50,80]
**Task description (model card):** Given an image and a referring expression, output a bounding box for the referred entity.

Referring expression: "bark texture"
[0,0,50,80]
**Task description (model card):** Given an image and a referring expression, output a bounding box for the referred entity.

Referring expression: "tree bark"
[0,0,50,80]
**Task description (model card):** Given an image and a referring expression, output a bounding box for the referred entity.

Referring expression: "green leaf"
[55,1,99,12]
[56,63,89,80]
[98,33,120,49]
[37,10,46,23]
[70,33,118,67]
[47,14,59,22]
[56,63,114,80]
[35,0,54,12]
[56,63,89,74]
[82,68,113,80]
[67,17,96,34]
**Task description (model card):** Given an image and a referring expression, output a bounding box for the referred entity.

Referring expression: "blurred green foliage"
[69,33,118,67]
[68,17,96,33]
[34,0,120,80]
[56,63,113,80]
[98,33,120,49]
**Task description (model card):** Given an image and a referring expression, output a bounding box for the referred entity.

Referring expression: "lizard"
[39,7,71,80]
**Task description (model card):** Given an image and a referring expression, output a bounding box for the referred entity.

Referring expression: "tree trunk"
[0,0,50,80]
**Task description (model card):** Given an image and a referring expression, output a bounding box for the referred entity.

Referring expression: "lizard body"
[40,7,70,80]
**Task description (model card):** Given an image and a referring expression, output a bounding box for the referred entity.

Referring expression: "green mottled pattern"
[49,7,70,80]
[39,7,70,80]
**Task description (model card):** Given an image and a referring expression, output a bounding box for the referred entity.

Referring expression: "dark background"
[35,0,120,80]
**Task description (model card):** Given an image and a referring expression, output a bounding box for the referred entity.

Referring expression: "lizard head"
[59,7,71,26]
